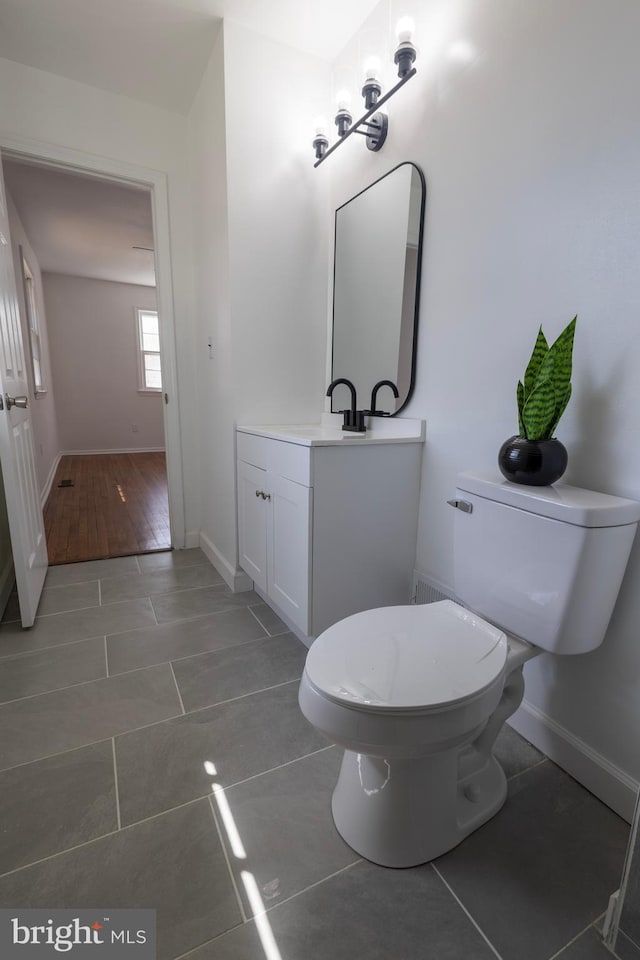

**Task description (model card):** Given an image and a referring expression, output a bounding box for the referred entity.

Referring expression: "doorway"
[3,155,172,564]
[0,136,185,628]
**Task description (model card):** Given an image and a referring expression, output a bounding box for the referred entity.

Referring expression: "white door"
[268,473,311,634]
[0,151,47,626]
[237,458,268,593]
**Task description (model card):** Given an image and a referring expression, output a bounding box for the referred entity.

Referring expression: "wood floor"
[44,452,171,565]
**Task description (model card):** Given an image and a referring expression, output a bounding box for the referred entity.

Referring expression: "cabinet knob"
[255,490,262,498]
[264,493,271,501]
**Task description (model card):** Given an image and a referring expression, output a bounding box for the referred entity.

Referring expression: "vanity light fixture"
[312,117,330,161]
[334,90,353,137]
[312,17,417,167]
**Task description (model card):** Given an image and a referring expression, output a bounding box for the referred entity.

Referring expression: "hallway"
[44,452,170,563]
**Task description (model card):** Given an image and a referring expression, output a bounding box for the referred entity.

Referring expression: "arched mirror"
[330,162,426,416]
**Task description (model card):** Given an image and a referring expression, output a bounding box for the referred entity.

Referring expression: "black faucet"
[367,380,400,416]
[326,378,366,433]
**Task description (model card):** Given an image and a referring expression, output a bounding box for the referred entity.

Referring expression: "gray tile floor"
[0,549,630,960]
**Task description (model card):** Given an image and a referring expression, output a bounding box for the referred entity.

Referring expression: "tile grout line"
[0,743,339,878]
[183,677,302,715]
[0,593,158,628]
[0,827,122,880]
[0,602,266,665]
[545,916,607,960]
[0,672,308,774]
[0,658,179,709]
[0,707,187,776]
[104,636,109,678]
[111,738,122,831]
[0,795,210,880]
[108,631,276,679]
[100,576,228,609]
[259,858,363,917]
[115,745,337,832]
[225,744,335,792]
[2,601,104,627]
[246,603,291,639]
[617,928,640,956]
[150,595,159,626]
[169,662,186,715]
[171,858,365,960]
[506,756,548,783]
[431,863,505,960]
[0,736,340,884]
[206,794,248,924]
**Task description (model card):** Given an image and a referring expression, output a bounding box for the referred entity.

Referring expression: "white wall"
[188,21,331,578]
[5,190,60,498]
[0,54,200,540]
[43,273,163,453]
[329,0,640,806]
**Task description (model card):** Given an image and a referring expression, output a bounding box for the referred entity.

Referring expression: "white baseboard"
[59,447,166,456]
[199,531,253,593]
[184,530,200,549]
[40,453,62,507]
[0,557,15,619]
[509,699,639,822]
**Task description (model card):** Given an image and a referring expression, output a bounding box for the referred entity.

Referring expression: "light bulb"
[335,89,351,111]
[313,116,328,136]
[395,16,415,44]
[363,56,381,81]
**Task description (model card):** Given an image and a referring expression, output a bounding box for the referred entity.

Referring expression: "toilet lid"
[304,600,508,713]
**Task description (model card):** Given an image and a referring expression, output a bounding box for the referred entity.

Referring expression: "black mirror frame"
[330,161,426,416]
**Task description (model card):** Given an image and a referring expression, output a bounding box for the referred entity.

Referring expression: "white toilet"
[298,471,640,868]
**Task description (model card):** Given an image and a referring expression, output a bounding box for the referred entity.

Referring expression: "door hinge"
[164,392,169,404]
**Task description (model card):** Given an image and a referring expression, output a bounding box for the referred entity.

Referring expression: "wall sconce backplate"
[366,113,388,152]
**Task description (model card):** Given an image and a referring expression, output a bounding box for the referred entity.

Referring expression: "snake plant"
[517,316,577,441]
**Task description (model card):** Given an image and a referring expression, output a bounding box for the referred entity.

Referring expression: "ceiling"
[0,0,381,113]
[3,158,156,287]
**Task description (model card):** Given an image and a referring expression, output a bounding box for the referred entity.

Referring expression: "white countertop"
[237,414,425,446]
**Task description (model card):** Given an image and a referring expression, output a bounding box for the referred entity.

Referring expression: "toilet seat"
[304,599,508,714]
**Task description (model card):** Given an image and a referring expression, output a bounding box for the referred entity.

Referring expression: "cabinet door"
[237,459,268,593]
[268,473,312,634]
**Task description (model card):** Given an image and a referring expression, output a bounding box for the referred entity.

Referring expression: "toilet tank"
[452,472,640,654]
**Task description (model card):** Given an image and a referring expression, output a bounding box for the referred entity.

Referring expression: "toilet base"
[331,748,507,868]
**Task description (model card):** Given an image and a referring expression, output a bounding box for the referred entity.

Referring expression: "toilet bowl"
[299,600,522,867]
[298,472,640,868]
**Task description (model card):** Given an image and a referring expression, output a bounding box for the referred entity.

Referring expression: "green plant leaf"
[522,376,557,440]
[523,327,549,399]
[537,315,576,397]
[517,380,525,435]
[548,381,572,437]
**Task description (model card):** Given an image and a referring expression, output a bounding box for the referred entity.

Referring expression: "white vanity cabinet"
[236,422,424,640]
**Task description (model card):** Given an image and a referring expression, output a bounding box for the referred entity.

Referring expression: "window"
[136,308,162,392]
[21,252,45,395]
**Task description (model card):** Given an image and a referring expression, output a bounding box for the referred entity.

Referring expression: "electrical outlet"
[132,423,139,433]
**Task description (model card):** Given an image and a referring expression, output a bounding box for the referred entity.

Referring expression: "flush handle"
[447,499,473,513]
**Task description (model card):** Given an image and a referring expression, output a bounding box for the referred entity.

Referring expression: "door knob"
[5,395,28,410]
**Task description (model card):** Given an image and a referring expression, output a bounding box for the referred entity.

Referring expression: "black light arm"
[314,68,416,168]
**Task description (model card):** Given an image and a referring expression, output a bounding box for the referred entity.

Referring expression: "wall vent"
[412,572,455,605]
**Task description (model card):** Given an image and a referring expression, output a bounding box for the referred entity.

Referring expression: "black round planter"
[498,436,568,486]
